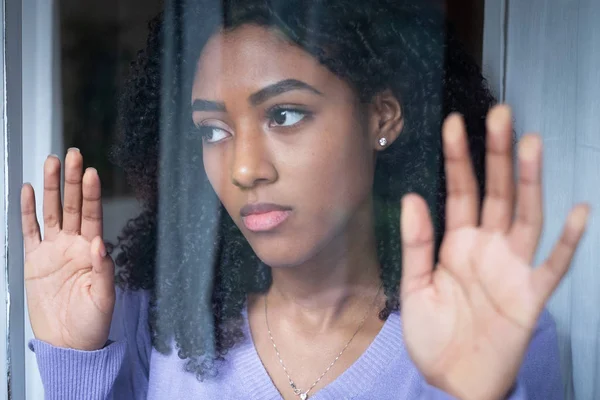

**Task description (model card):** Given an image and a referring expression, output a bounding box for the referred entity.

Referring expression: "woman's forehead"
[192,25,333,98]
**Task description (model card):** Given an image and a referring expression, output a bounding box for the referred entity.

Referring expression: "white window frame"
[1,0,62,398]
[21,0,64,398]
[1,0,25,398]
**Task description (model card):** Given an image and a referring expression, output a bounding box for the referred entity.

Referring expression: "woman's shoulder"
[116,285,151,306]
[519,308,564,399]
[535,307,557,333]
[109,286,152,341]
[527,307,561,357]
[116,286,151,317]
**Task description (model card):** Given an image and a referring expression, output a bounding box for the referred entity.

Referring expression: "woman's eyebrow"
[191,79,323,112]
[192,99,227,112]
[248,79,323,106]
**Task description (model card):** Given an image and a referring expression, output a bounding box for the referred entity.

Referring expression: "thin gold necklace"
[264,284,383,400]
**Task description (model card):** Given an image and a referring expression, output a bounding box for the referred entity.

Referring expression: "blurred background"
[58,0,163,244]
[58,0,483,199]
[60,0,162,199]
[57,0,486,244]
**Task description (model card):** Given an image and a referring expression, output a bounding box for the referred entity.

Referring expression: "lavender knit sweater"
[29,289,564,399]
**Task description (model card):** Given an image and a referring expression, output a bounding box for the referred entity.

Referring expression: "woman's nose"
[230,131,278,189]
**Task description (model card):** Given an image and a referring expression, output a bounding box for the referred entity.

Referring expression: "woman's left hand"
[399,104,589,400]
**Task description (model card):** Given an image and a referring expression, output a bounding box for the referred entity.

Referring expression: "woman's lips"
[240,203,292,232]
[242,210,292,232]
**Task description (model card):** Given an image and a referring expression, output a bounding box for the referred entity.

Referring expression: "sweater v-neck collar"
[235,302,403,400]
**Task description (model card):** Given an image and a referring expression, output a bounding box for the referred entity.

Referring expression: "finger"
[532,204,590,306]
[62,148,84,235]
[400,194,435,301]
[90,236,115,315]
[43,155,62,240]
[509,134,543,263]
[481,105,515,232]
[21,184,41,253]
[443,113,480,231]
[81,168,103,241]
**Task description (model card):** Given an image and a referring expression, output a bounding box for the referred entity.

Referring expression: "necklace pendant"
[300,393,308,400]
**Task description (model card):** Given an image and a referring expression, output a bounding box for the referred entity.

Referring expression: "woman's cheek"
[203,150,229,197]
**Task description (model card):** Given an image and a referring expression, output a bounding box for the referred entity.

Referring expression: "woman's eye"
[268,109,307,127]
[197,126,231,144]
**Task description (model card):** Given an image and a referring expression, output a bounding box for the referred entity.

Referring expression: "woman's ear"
[369,89,404,150]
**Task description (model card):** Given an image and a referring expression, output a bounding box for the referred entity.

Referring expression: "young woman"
[21,1,588,399]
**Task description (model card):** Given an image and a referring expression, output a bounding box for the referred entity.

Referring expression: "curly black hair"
[109,0,496,381]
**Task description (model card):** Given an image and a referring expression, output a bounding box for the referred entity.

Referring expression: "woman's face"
[191,24,392,268]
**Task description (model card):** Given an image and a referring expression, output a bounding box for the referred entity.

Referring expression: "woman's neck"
[265,204,384,333]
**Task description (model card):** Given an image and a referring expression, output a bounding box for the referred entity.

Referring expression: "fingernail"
[442,115,463,144]
[68,147,80,153]
[518,135,540,161]
[486,105,512,134]
[570,205,590,231]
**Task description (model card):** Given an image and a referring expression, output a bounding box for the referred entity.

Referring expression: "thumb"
[90,236,116,314]
[400,194,435,303]
[532,204,590,307]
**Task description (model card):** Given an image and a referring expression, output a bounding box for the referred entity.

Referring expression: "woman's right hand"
[21,148,115,351]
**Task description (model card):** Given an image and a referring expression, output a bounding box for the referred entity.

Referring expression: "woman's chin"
[249,239,316,269]
[253,250,307,269]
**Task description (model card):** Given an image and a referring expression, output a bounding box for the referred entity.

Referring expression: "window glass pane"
[18,1,599,399]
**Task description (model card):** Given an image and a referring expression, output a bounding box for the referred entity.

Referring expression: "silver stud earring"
[378,137,388,147]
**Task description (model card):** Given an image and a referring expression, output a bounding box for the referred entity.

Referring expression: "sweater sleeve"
[28,288,151,400]
[418,308,563,400]
[419,381,527,399]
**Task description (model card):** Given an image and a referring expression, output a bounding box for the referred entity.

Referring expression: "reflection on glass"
[21,1,591,399]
